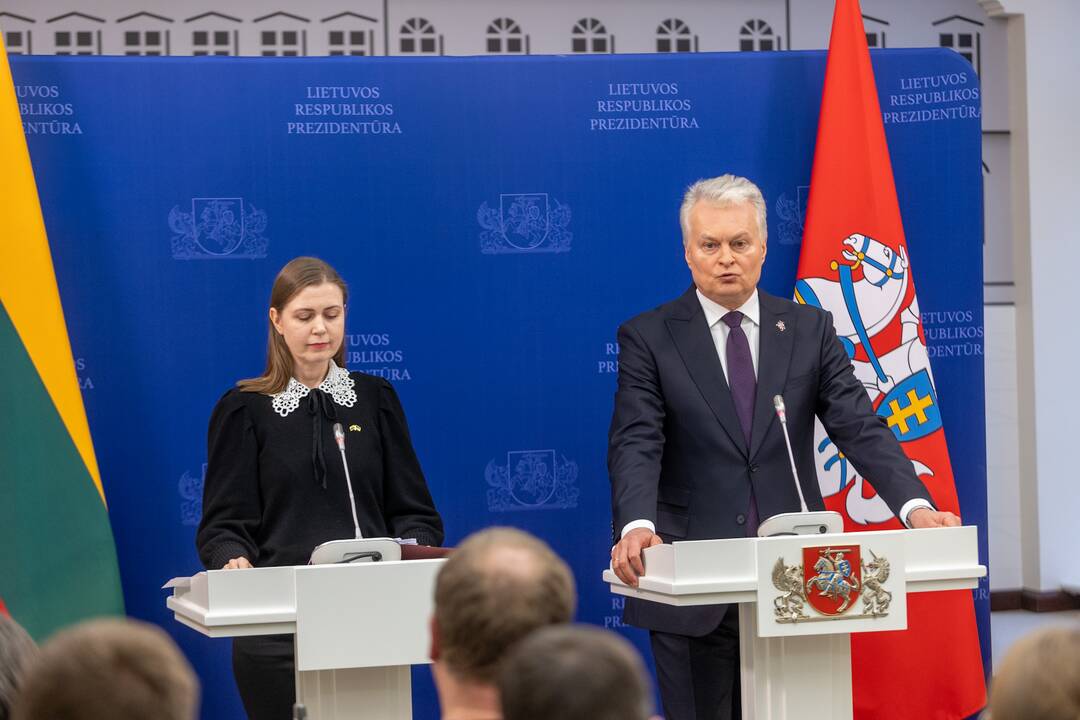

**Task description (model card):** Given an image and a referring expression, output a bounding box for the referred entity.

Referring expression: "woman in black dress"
[196,256,443,719]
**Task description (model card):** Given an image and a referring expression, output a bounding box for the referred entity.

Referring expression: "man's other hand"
[610,528,663,587]
[908,507,961,528]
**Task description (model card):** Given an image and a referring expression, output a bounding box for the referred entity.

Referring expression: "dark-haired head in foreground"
[498,624,659,720]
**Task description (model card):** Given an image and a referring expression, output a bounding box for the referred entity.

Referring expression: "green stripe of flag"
[0,300,124,640]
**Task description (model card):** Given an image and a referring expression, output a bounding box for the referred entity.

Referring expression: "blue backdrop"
[11,48,988,719]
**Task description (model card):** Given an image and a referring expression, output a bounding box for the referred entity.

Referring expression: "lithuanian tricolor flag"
[0,34,124,637]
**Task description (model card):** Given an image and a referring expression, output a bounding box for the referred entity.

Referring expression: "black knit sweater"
[196,371,444,570]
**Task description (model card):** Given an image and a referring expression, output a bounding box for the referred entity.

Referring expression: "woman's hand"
[222,557,253,570]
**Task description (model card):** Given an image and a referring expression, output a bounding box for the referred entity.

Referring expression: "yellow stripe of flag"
[0,34,105,504]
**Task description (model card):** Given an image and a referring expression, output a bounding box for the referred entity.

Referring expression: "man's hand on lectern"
[908,507,961,528]
[222,557,253,570]
[611,528,663,587]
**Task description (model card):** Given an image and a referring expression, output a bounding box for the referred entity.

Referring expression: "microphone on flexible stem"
[753,395,844,537]
[333,422,363,540]
[773,395,809,513]
[307,428,403,564]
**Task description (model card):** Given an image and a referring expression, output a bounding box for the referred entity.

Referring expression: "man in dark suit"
[608,174,959,720]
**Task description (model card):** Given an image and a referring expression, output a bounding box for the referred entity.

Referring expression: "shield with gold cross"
[875,369,941,443]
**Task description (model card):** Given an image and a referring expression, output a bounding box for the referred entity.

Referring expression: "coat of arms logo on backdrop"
[478,193,572,254]
[169,197,268,259]
[485,449,579,511]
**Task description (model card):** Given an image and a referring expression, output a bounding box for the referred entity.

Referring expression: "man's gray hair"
[679,174,767,246]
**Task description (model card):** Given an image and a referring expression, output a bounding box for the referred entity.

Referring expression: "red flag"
[795,1,986,717]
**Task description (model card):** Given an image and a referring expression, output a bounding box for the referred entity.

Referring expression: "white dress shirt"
[619,289,929,539]
[699,289,760,383]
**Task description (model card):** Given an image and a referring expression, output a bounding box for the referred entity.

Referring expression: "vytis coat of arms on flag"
[795,232,940,525]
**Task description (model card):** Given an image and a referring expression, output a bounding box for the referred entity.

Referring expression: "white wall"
[983,0,1080,593]
[985,306,1021,589]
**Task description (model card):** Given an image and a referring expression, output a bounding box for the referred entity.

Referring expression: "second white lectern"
[603,526,984,720]
[167,558,444,720]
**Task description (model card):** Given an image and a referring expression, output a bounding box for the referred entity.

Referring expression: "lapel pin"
[775,320,786,332]
[349,424,362,432]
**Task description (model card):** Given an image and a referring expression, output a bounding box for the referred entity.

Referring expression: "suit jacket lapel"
[666,287,749,458]
[750,291,794,459]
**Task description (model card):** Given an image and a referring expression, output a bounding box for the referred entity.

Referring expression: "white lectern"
[603,526,985,720]
[167,559,444,720]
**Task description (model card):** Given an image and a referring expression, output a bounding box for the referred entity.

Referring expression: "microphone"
[332,422,363,540]
[753,395,844,537]
[773,395,808,513]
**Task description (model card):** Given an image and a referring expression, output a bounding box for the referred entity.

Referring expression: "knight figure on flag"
[796,231,943,527]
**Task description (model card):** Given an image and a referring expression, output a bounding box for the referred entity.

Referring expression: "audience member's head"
[431,527,576,685]
[498,624,658,720]
[12,618,198,720]
[0,615,38,720]
[988,625,1080,720]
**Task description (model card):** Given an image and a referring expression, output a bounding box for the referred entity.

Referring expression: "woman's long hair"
[237,257,349,394]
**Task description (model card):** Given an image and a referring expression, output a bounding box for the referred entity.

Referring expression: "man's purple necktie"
[722,310,759,535]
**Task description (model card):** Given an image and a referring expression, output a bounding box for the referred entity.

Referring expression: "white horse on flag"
[795,233,942,525]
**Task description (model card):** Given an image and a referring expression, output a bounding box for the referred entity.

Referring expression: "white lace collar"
[270,361,357,417]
